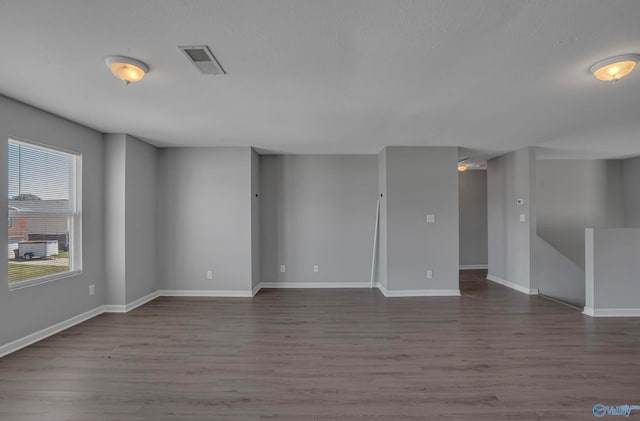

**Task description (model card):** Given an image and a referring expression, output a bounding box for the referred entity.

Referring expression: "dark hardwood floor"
[1,270,640,420]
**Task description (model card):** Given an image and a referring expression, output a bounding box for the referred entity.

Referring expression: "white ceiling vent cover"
[178,45,226,75]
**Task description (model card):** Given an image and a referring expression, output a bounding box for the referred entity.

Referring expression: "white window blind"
[7,138,81,287]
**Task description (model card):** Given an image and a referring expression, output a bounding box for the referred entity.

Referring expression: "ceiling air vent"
[178,45,226,75]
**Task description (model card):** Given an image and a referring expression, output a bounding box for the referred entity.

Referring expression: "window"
[7,138,81,288]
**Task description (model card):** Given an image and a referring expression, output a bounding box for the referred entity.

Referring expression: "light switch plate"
[426,214,436,223]
[520,214,526,222]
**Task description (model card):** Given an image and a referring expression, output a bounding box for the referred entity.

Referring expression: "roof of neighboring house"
[8,200,70,214]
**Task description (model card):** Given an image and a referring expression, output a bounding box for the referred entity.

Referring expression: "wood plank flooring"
[1,270,640,420]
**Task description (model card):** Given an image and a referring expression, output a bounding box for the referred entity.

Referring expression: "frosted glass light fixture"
[105,56,149,85]
[590,54,639,82]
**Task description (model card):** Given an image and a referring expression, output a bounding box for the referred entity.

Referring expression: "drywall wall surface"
[104,133,127,306]
[383,146,459,291]
[532,235,584,307]
[0,94,105,347]
[588,228,640,310]
[487,147,534,289]
[459,170,487,266]
[536,159,624,269]
[251,149,260,290]
[157,147,252,292]
[260,154,378,285]
[377,148,387,288]
[622,156,640,228]
[124,134,158,303]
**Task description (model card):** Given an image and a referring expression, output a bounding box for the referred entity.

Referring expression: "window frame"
[7,137,83,290]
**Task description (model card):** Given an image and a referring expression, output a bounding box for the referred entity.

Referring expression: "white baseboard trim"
[375,282,460,297]
[486,274,539,295]
[159,289,254,298]
[583,307,640,317]
[376,282,388,296]
[460,264,488,270]
[102,304,126,313]
[103,291,162,313]
[258,282,372,289]
[0,305,105,358]
[381,289,461,297]
[126,291,161,312]
[252,284,262,297]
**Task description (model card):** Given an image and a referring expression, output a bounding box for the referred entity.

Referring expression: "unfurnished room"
[1,1,640,420]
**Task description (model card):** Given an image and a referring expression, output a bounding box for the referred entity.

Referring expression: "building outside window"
[7,138,82,288]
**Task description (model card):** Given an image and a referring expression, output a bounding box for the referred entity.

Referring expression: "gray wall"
[156,147,253,292]
[0,95,105,347]
[124,135,157,303]
[104,134,126,305]
[532,235,584,306]
[623,156,640,228]
[586,228,640,310]
[260,155,378,285]
[251,149,260,290]
[105,134,158,305]
[383,146,459,291]
[376,148,387,288]
[536,159,624,268]
[487,147,535,289]
[458,170,488,267]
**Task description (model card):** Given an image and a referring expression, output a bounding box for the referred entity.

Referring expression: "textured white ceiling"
[0,0,639,159]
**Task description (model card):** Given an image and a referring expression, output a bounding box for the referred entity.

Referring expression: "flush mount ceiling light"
[457,164,468,172]
[105,56,149,85]
[590,54,640,82]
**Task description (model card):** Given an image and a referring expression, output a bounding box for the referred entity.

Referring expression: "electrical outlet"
[426,270,433,279]
[313,265,319,273]
[89,284,95,296]
[280,265,286,273]
[426,214,436,223]
[206,270,213,280]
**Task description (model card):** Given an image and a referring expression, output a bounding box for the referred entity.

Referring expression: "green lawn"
[8,263,69,283]
[56,251,69,258]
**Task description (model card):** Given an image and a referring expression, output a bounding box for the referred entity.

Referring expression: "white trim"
[259,282,371,289]
[251,284,262,297]
[582,307,640,317]
[159,290,254,297]
[375,283,459,297]
[126,291,161,312]
[102,304,126,313]
[102,291,161,313]
[376,282,388,296]
[486,274,539,295]
[379,288,461,297]
[8,269,83,291]
[459,264,488,270]
[0,305,105,358]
